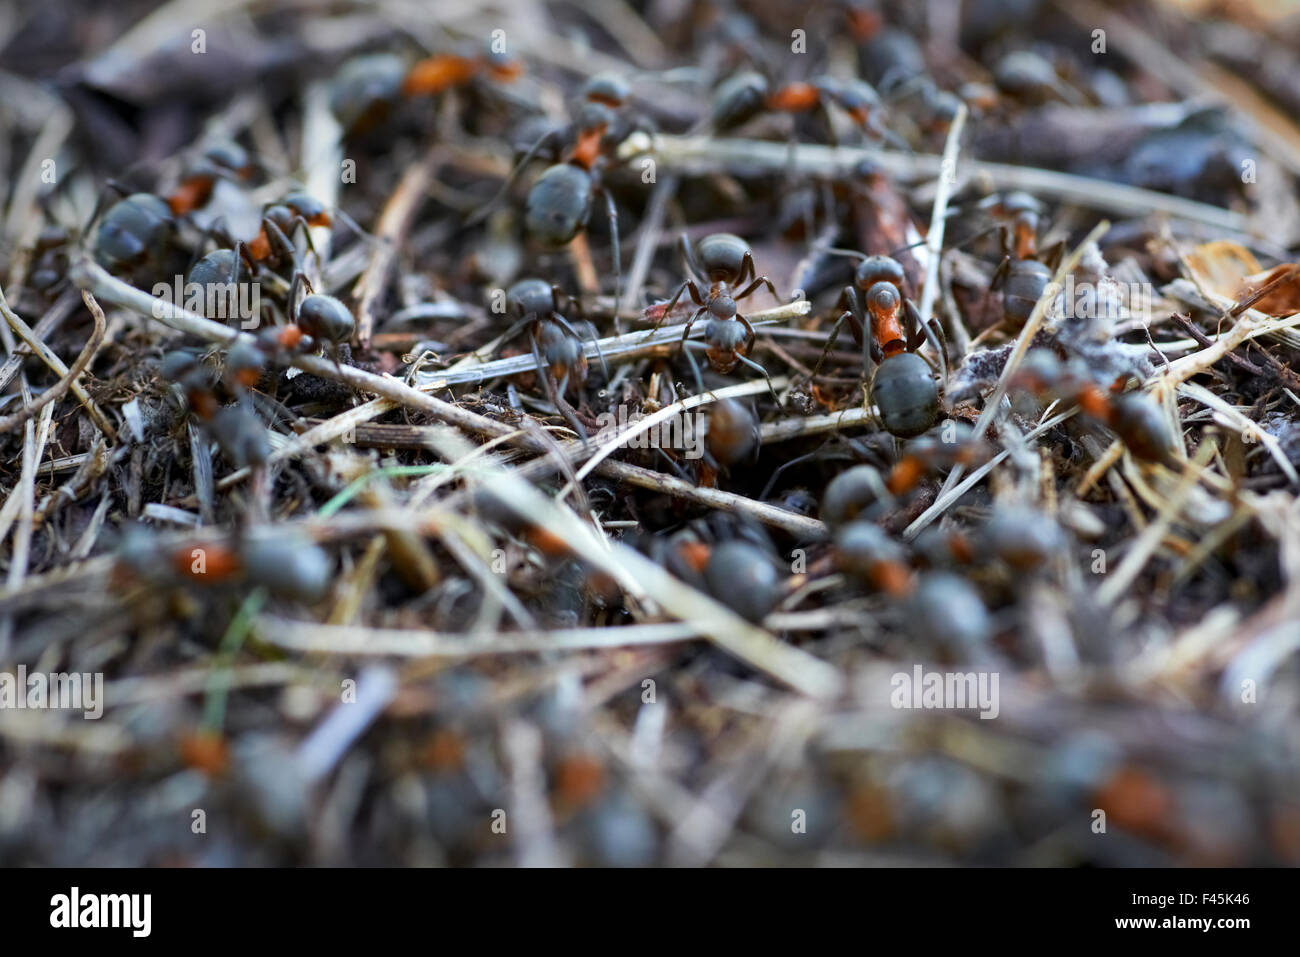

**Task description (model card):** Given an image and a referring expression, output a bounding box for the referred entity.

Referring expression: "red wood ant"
[698,397,759,487]
[207,190,332,277]
[93,192,176,281]
[812,252,948,438]
[833,521,912,596]
[1012,349,1180,466]
[815,433,990,529]
[330,46,523,137]
[978,191,1063,331]
[498,278,608,442]
[647,233,781,400]
[471,75,649,313]
[710,71,906,149]
[167,140,255,216]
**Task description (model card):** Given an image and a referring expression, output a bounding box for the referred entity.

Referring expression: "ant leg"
[489,315,535,358]
[905,298,948,380]
[681,340,706,394]
[733,273,780,303]
[262,218,299,272]
[529,328,587,445]
[869,116,913,154]
[597,183,623,320]
[647,279,703,335]
[736,312,758,355]
[288,271,316,325]
[464,128,561,229]
[286,213,321,261]
[654,446,692,481]
[678,307,706,350]
[814,98,839,151]
[811,312,851,380]
[858,292,881,377]
[82,179,132,236]
[759,440,832,500]
[736,353,781,404]
[679,233,704,281]
[550,313,608,381]
[1042,240,1066,271]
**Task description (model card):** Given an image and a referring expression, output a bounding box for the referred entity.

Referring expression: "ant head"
[865,280,900,317]
[506,278,556,321]
[297,294,355,344]
[205,140,252,173]
[582,73,630,108]
[711,71,769,131]
[708,295,737,320]
[855,255,905,290]
[283,191,331,227]
[575,102,615,137]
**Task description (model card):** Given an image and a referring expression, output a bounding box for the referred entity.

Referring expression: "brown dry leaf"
[1183,240,1262,297]
[1238,264,1300,316]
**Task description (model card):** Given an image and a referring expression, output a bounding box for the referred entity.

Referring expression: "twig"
[0,286,116,439]
[919,102,967,328]
[622,135,1243,233]
[0,291,106,434]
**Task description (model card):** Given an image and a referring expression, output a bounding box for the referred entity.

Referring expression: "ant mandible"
[647,233,781,400]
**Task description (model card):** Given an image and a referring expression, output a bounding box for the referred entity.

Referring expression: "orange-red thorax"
[767,82,820,113]
[871,303,906,357]
[402,54,479,96]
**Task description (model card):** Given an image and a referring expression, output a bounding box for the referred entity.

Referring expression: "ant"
[207,190,332,279]
[473,74,650,312]
[330,45,523,137]
[118,526,330,603]
[286,273,356,362]
[646,233,782,400]
[811,252,948,438]
[159,349,270,469]
[1012,349,1179,466]
[499,278,607,442]
[166,140,255,216]
[710,71,906,149]
[833,520,912,596]
[974,191,1062,332]
[698,398,759,488]
[93,192,176,281]
[813,433,990,530]
[641,514,785,622]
